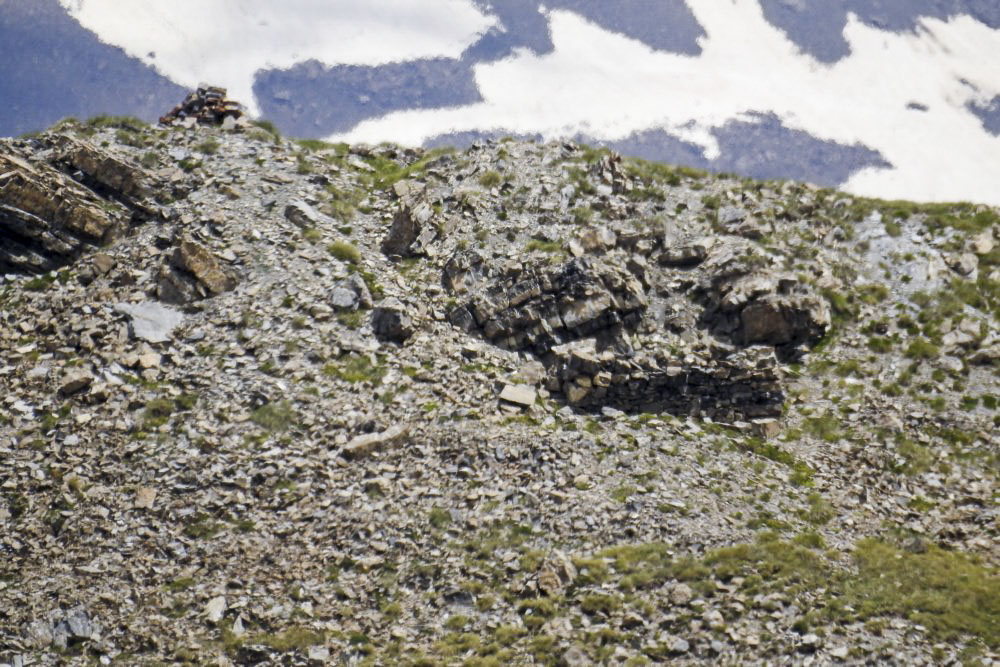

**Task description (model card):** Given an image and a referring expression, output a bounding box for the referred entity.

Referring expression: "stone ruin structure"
[159,84,244,127]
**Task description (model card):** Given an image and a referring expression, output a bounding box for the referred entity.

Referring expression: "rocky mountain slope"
[0,116,998,665]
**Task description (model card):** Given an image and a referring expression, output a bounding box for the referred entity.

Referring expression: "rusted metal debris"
[159,84,244,126]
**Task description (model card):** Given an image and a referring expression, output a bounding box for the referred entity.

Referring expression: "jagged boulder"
[443,250,488,294]
[284,199,321,228]
[703,271,830,351]
[739,293,830,347]
[157,237,236,303]
[659,236,715,267]
[329,273,373,311]
[381,192,436,257]
[717,205,769,239]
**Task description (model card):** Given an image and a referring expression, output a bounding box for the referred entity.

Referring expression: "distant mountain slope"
[0,0,184,136]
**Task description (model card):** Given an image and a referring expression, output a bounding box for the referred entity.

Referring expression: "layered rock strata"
[446,255,791,418]
[0,137,157,274]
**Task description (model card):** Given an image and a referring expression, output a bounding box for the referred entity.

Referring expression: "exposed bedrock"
[0,135,159,274]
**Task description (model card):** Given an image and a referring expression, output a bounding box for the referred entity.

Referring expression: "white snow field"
[61,0,1000,206]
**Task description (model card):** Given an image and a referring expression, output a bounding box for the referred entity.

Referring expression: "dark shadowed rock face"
[0,148,120,274]
[372,297,416,343]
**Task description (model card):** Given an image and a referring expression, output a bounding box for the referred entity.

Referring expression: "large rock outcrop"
[445,233,829,418]
[0,150,121,273]
[48,136,156,213]
[0,136,158,274]
[685,240,831,355]
[448,256,646,355]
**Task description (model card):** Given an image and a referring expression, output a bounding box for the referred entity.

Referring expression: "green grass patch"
[359,147,456,190]
[842,539,1000,647]
[142,397,175,429]
[86,114,147,131]
[249,119,281,139]
[323,354,386,384]
[429,507,452,530]
[23,274,57,291]
[250,401,296,432]
[196,138,220,154]
[733,437,815,485]
[253,627,326,652]
[327,241,361,263]
[525,239,563,253]
[295,138,339,152]
[905,338,939,360]
[478,170,503,188]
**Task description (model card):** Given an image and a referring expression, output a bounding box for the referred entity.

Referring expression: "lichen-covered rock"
[444,221,829,417]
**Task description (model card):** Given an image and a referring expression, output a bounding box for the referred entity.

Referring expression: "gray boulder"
[284,199,320,228]
[371,298,414,343]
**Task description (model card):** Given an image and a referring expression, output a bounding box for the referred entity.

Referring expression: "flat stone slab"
[500,383,537,407]
[115,302,185,343]
[343,424,410,460]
